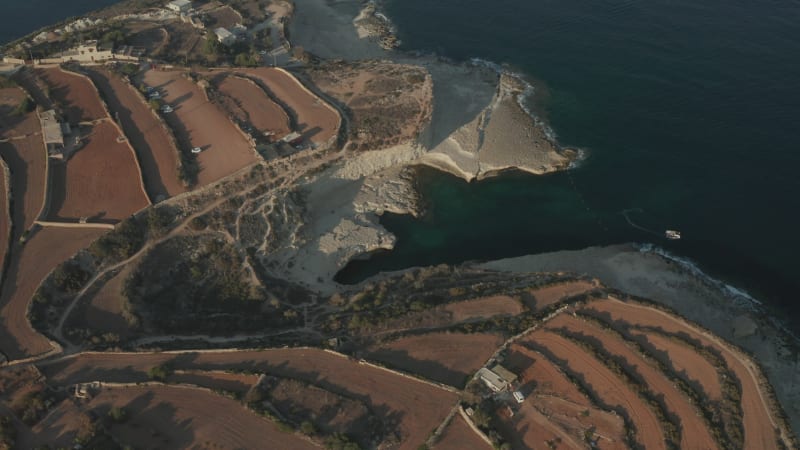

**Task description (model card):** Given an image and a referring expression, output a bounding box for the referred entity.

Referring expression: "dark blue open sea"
[338,0,800,332]
[0,0,121,45]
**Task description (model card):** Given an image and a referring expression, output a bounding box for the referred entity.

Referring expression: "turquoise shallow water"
[338,0,800,330]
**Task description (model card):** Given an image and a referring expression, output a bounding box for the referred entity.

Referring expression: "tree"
[149,98,161,110]
[147,364,172,381]
[108,406,127,423]
[204,34,221,56]
[300,420,316,435]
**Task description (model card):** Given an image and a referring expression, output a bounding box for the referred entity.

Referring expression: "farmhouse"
[166,0,193,13]
[491,364,518,384]
[63,41,114,63]
[478,367,509,392]
[40,109,66,157]
[214,27,237,46]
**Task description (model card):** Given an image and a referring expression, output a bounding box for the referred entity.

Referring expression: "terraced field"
[491,295,795,450]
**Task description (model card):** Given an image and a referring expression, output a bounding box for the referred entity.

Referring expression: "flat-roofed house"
[166,0,192,13]
[214,27,236,46]
[478,367,510,392]
[40,109,65,159]
[491,364,518,384]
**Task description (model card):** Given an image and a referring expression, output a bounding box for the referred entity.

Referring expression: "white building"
[477,368,509,392]
[214,27,236,46]
[166,0,192,13]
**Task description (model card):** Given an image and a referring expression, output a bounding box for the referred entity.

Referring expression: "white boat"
[665,230,681,240]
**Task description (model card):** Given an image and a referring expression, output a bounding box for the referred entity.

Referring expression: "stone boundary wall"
[62,66,152,209]
[0,156,12,285]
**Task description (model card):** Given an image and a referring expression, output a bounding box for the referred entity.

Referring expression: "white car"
[161,105,173,113]
[191,147,202,154]
[513,391,525,404]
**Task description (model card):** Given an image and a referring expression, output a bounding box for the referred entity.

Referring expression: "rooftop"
[40,110,64,146]
[491,364,518,383]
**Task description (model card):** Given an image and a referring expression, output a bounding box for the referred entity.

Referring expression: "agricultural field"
[40,347,460,449]
[434,414,491,450]
[87,67,186,200]
[582,297,792,450]
[142,69,256,186]
[443,295,524,322]
[525,329,667,449]
[243,67,341,146]
[545,313,718,449]
[262,376,376,446]
[526,279,598,311]
[88,384,318,449]
[366,332,503,387]
[212,72,291,139]
[0,227,104,360]
[0,158,9,278]
[48,120,150,222]
[0,89,47,232]
[501,345,627,449]
[37,68,107,124]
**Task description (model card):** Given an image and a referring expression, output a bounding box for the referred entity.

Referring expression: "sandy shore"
[480,244,800,433]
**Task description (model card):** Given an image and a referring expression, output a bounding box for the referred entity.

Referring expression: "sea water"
[338,0,800,332]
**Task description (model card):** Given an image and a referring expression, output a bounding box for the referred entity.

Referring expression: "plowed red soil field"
[435,414,491,450]
[527,280,598,311]
[0,103,47,232]
[143,69,256,186]
[243,68,340,145]
[216,74,291,137]
[527,329,666,450]
[0,227,104,360]
[0,158,9,277]
[87,67,185,200]
[633,330,723,400]
[443,295,523,322]
[366,332,503,387]
[90,384,318,449]
[37,68,107,123]
[546,314,718,450]
[48,120,150,221]
[583,297,788,450]
[42,348,458,450]
[504,345,626,449]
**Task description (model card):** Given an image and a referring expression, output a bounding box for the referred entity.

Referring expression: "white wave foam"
[637,243,762,307]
